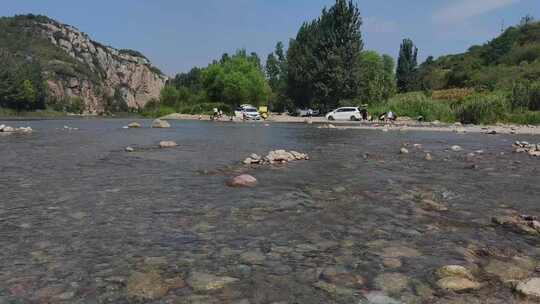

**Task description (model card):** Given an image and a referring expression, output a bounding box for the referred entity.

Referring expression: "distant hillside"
[417,20,540,91]
[0,14,167,113]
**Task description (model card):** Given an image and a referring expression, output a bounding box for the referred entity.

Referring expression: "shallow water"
[1,119,539,304]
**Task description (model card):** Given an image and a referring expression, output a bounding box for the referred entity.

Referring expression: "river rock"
[125,146,135,152]
[436,265,475,280]
[380,246,422,258]
[127,271,169,300]
[383,258,402,269]
[516,277,540,299]
[374,273,410,293]
[243,154,262,165]
[424,153,433,161]
[451,145,463,152]
[266,150,295,162]
[227,174,257,188]
[492,215,540,235]
[152,119,171,128]
[240,250,266,265]
[513,141,540,157]
[313,281,355,296]
[400,148,409,155]
[360,291,402,304]
[248,150,309,165]
[128,122,141,128]
[159,141,178,148]
[320,266,365,287]
[436,277,481,291]
[187,272,239,292]
[1,126,15,132]
[484,257,535,282]
[420,199,448,212]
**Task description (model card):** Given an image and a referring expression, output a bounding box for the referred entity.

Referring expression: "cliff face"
[6,15,168,113]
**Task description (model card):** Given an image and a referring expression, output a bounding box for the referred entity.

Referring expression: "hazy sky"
[2,0,538,75]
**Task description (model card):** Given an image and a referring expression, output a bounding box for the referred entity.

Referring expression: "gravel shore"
[161,112,540,135]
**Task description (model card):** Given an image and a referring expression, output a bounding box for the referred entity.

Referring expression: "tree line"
[154,0,399,116]
[0,50,47,112]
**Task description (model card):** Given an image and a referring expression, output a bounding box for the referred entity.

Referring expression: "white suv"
[326,107,362,121]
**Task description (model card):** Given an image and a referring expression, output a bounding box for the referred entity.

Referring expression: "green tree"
[202,50,270,109]
[266,42,290,111]
[357,51,396,104]
[287,0,363,111]
[397,38,418,92]
[381,54,397,100]
[358,51,384,103]
[160,85,180,107]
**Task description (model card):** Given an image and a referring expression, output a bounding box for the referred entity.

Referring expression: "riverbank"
[159,112,540,135]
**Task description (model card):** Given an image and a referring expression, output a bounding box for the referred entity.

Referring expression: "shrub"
[386,92,455,122]
[506,111,540,125]
[454,92,509,124]
[431,88,475,101]
[510,80,540,111]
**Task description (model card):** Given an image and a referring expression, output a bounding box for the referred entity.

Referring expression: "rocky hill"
[0,15,167,113]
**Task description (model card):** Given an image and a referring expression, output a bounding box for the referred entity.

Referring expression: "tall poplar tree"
[287,0,363,111]
[396,38,418,92]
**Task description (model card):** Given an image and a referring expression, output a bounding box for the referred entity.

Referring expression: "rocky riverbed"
[0,119,539,303]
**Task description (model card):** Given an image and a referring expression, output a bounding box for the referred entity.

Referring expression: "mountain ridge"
[0,14,167,113]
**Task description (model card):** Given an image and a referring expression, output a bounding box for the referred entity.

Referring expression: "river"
[1,119,539,303]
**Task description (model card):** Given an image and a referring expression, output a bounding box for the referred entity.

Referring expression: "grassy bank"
[368,90,540,125]
[0,107,67,118]
[140,102,233,118]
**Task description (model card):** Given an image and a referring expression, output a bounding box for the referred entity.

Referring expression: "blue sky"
[2,0,538,75]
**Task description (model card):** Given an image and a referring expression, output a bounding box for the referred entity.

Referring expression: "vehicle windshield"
[244,108,258,113]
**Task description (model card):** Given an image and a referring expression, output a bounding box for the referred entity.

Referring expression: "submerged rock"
[374,273,410,293]
[492,214,540,236]
[239,250,266,265]
[436,265,475,280]
[152,119,171,128]
[360,291,402,304]
[227,174,257,188]
[159,141,178,148]
[186,272,239,292]
[437,277,481,291]
[313,281,355,297]
[383,258,402,269]
[424,153,433,161]
[380,246,422,258]
[126,271,169,300]
[484,257,535,282]
[320,266,365,288]
[419,199,448,212]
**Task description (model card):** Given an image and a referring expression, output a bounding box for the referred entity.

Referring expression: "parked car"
[325,107,362,121]
[242,107,261,120]
[295,108,316,117]
[235,105,261,120]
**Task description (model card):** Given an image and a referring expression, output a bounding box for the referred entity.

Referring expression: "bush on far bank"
[387,92,456,122]
[454,92,509,124]
[367,87,540,125]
